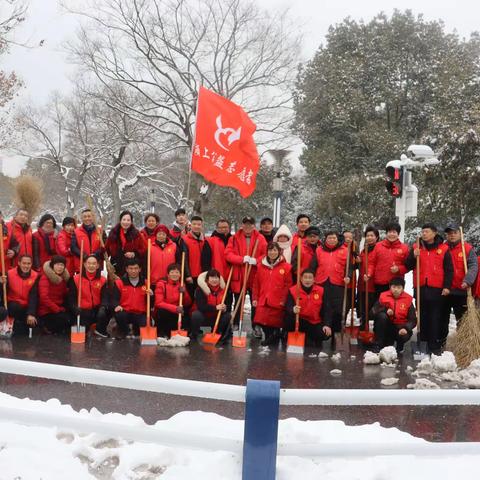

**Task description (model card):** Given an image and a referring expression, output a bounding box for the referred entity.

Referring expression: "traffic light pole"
[395,167,407,243]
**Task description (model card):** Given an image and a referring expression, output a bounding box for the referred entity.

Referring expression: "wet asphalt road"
[0,333,479,442]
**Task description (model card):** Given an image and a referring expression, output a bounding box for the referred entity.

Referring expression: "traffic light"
[385,162,404,198]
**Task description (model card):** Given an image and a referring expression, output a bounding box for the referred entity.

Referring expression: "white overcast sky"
[2,0,479,175]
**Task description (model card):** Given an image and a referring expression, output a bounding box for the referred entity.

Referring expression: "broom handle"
[459,227,472,298]
[295,237,302,333]
[77,240,84,329]
[0,227,8,310]
[146,239,151,327]
[416,238,421,333]
[231,238,259,320]
[212,267,234,335]
[178,251,186,329]
[364,246,369,333]
[342,241,352,320]
[238,239,260,327]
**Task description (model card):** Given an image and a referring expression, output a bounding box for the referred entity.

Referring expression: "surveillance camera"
[385,159,402,169]
[406,145,435,159]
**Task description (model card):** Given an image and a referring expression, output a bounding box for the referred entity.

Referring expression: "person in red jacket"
[151,225,181,287]
[259,217,276,243]
[180,215,212,297]
[7,209,33,268]
[169,208,189,243]
[111,258,152,338]
[4,254,39,336]
[225,216,267,337]
[291,214,311,246]
[366,222,409,295]
[154,263,192,338]
[252,242,293,345]
[291,226,320,282]
[38,255,70,334]
[285,269,331,346]
[474,255,480,300]
[32,213,57,271]
[405,223,453,355]
[309,230,351,333]
[190,269,230,342]
[444,223,478,323]
[141,213,161,243]
[106,211,146,276]
[357,225,379,328]
[71,209,105,272]
[371,277,416,353]
[56,217,76,275]
[68,255,109,336]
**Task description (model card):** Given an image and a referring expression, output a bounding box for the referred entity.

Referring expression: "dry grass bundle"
[14,176,43,222]
[453,294,480,368]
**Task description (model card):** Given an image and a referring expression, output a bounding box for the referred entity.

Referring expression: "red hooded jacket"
[37,263,69,317]
[7,221,32,267]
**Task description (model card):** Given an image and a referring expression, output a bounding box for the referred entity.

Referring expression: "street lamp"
[268,149,290,228]
[149,188,155,213]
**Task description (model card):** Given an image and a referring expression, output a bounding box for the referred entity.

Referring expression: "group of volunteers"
[1,206,479,355]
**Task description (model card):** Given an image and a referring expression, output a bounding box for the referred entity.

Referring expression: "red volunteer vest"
[415,243,449,289]
[74,273,106,310]
[378,290,413,326]
[314,244,348,286]
[7,268,38,307]
[7,221,33,266]
[73,225,103,271]
[115,278,148,314]
[150,241,177,285]
[289,284,324,325]
[448,241,472,290]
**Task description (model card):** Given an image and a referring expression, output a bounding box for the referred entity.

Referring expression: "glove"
[176,306,184,314]
[243,255,250,263]
[248,257,257,266]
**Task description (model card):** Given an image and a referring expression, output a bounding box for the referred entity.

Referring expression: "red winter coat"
[311,243,349,287]
[192,283,226,319]
[56,230,75,275]
[292,240,319,277]
[358,245,376,293]
[141,225,161,244]
[151,240,179,286]
[208,233,231,279]
[154,278,192,313]
[225,229,267,294]
[72,225,104,272]
[32,229,57,271]
[7,221,33,267]
[113,276,149,314]
[1,222,18,264]
[367,239,409,286]
[7,267,38,308]
[378,290,414,326]
[37,263,69,317]
[289,284,325,325]
[181,232,211,279]
[72,271,107,310]
[105,225,146,275]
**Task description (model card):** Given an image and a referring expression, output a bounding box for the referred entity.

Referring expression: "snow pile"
[407,378,440,389]
[331,352,341,362]
[157,335,190,347]
[2,393,480,478]
[381,377,399,386]
[379,346,398,364]
[330,369,342,376]
[318,352,329,359]
[430,352,457,373]
[258,346,270,356]
[363,351,381,365]
[344,309,360,327]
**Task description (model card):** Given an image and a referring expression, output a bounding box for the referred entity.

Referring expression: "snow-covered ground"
[0,392,478,479]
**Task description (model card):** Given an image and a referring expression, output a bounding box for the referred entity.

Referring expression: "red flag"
[191,86,260,198]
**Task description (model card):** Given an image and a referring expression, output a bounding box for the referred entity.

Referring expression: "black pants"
[445,294,467,324]
[8,302,30,336]
[74,307,109,333]
[186,278,198,302]
[114,311,146,335]
[285,313,331,345]
[374,312,412,349]
[0,306,7,322]
[190,310,231,338]
[232,290,255,327]
[39,312,71,334]
[357,290,377,328]
[322,281,344,333]
[417,287,449,353]
[155,309,190,337]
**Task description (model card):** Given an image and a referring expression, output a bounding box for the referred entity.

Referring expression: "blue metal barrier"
[242,379,281,480]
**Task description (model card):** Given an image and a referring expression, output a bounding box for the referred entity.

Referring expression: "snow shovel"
[413,238,427,360]
[287,237,305,354]
[0,232,13,340]
[171,251,188,338]
[233,239,259,348]
[71,240,86,344]
[335,241,352,350]
[358,246,375,345]
[203,268,233,345]
[349,267,359,345]
[140,239,157,345]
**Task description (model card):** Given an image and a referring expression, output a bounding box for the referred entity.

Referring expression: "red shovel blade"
[358,331,375,344]
[170,329,188,337]
[140,326,158,345]
[232,331,247,348]
[203,332,221,345]
[287,331,305,354]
